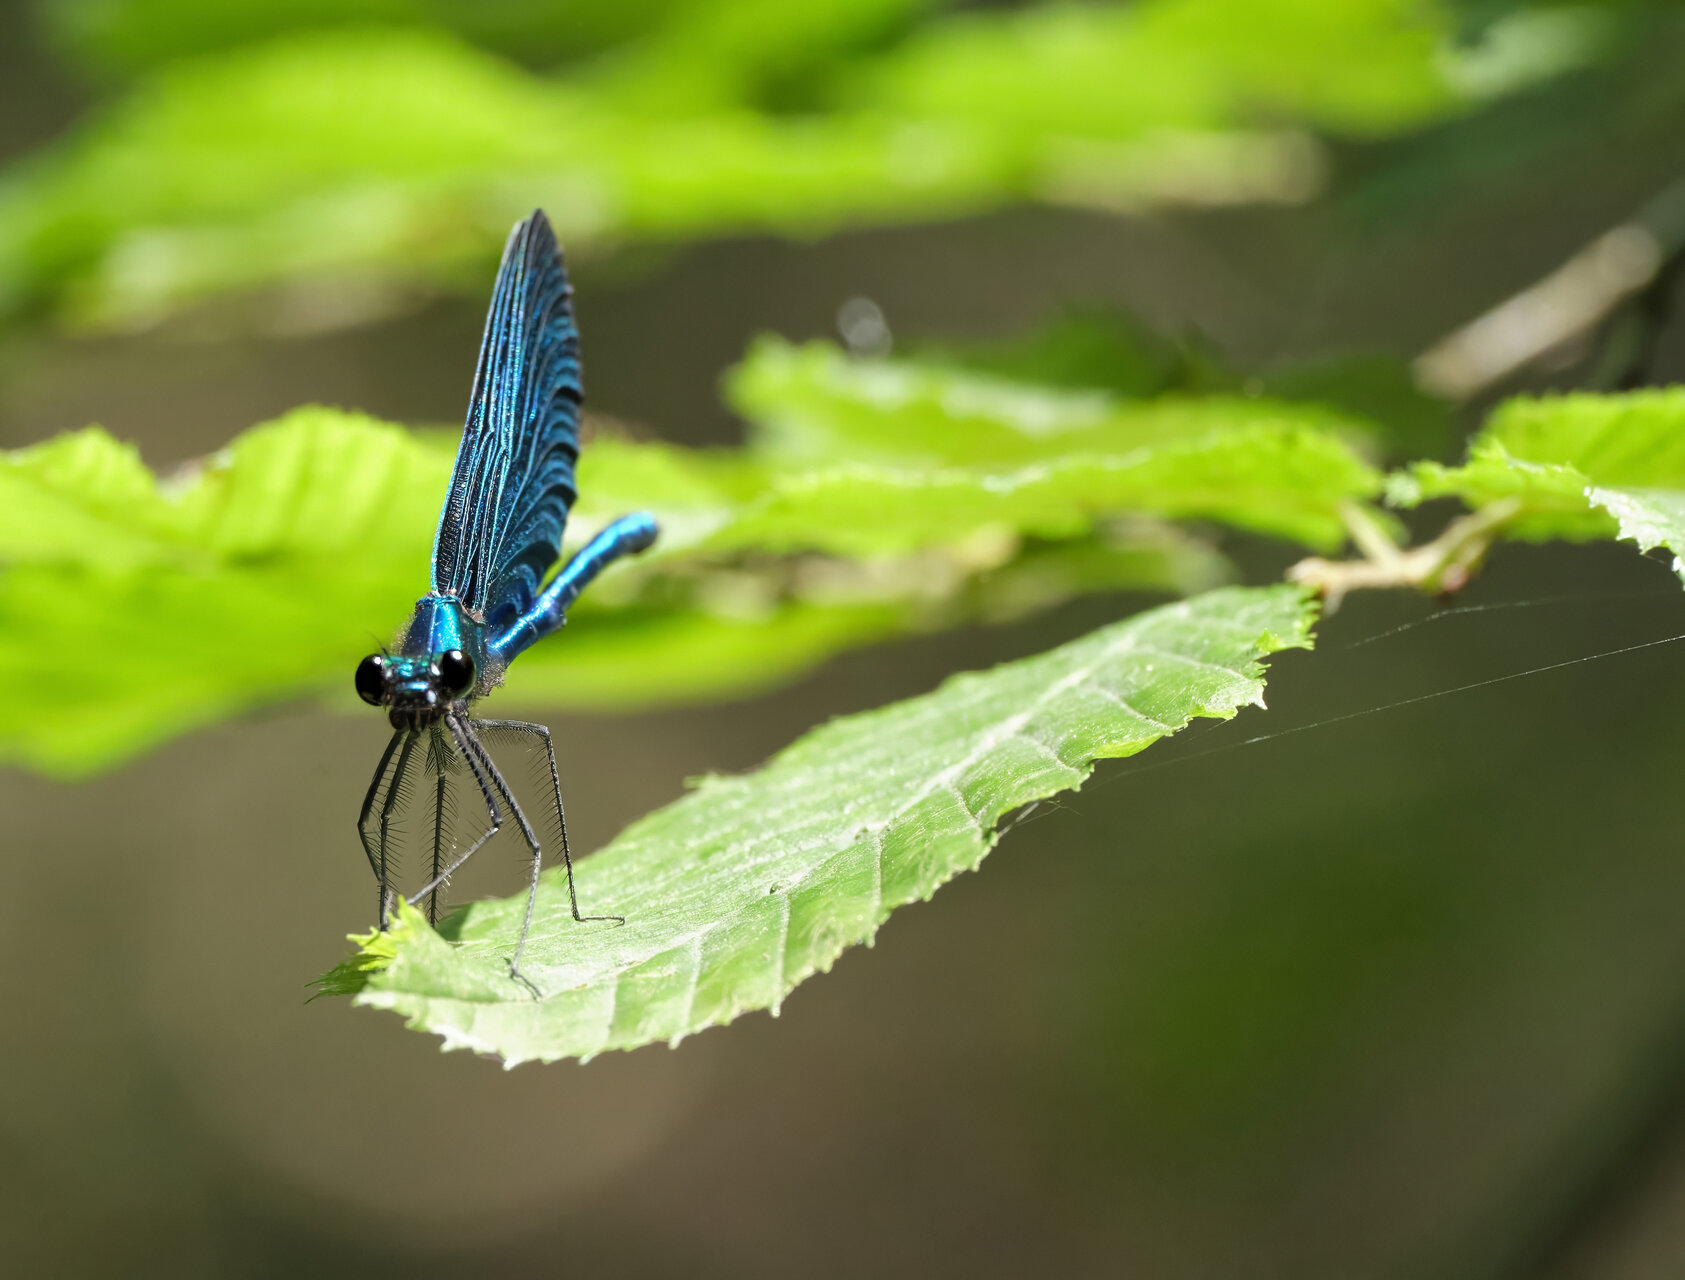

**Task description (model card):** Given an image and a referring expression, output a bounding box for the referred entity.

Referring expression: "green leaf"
[45,0,937,91]
[504,601,911,713]
[0,409,447,569]
[910,305,1235,400]
[912,307,1451,460]
[330,584,1318,1064]
[0,28,1009,329]
[0,407,1227,776]
[0,560,415,777]
[1258,350,1453,462]
[0,409,447,774]
[856,0,1457,141]
[729,339,1384,549]
[506,530,1233,712]
[0,0,1494,330]
[583,0,943,113]
[1388,390,1685,574]
[0,427,173,568]
[43,0,690,78]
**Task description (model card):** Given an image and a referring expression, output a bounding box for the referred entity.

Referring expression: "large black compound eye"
[354,654,387,706]
[435,648,476,697]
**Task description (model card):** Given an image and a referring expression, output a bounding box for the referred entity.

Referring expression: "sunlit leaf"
[42,0,683,77]
[44,0,938,90]
[0,410,446,569]
[729,339,1383,549]
[732,337,1368,466]
[506,530,1233,712]
[0,407,1227,775]
[0,560,414,776]
[913,308,1451,460]
[325,584,1318,1064]
[585,0,943,112]
[0,0,1499,331]
[1388,389,1685,575]
[910,305,1235,400]
[0,29,1007,329]
[856,0,1456,140]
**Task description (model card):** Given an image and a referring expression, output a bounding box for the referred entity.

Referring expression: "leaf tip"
[310,902,426,999]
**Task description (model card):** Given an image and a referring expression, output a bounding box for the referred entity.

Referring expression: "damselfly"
[353,209,657,993]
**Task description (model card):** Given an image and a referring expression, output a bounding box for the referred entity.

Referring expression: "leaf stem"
[1287,497,1522,610]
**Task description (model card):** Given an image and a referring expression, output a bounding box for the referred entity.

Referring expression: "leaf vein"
[1079,679,1178,732]
[1133,645,1250,679]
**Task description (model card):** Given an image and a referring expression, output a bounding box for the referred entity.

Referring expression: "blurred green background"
[5,0,1685,1275]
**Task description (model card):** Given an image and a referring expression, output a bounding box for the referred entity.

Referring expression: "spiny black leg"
[419,723,458,925]
[374,732,418,929]
[357,730,403,889]
[407,715,501,907]
[428,772,447,926]
[474,718,625,929]
[454,725,546,997]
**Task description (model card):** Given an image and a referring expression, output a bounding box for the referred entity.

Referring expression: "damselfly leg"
[358,729,418,929]
[359,713,621,997]
[352,210,657,1000]
[473,718,626,975]
[402,713,502,910]
[356,730,401,905]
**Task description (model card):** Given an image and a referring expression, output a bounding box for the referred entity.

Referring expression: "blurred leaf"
[508,530,1234,712]
[0,426,171,566]
[2,531,1226,777]
[718,451,1359,555]
[325,584,1318,1064]
[41,0,935,86]
[733,338,1366,466]
[43,0,459,76]
[6,361,1379,570]
[1336,4,1685,240]
[1260,350,1454,461]
[0,559,416,776]
[912,306,1235,400]
[0,409,442,773]
[1,0,1509,331]
[914,307,1454,459]
[729,338,1383,549]
[1389,439,1613,540]
[1388,390,1685,576]
[0,559,905,777]
[505,601,912,713]
[586,0,943,113]
[0,29,1011,329]
[0,405,1231,775]
[0,409,447,569]
[856,0,1458,140]
[1435,4,1613,101]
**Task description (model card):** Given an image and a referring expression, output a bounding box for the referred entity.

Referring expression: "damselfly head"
[355,649,478,730]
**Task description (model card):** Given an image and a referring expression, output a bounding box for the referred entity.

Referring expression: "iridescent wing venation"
[431,209,583,632]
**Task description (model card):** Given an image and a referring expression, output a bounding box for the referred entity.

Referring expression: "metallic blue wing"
[431,209,582,632]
